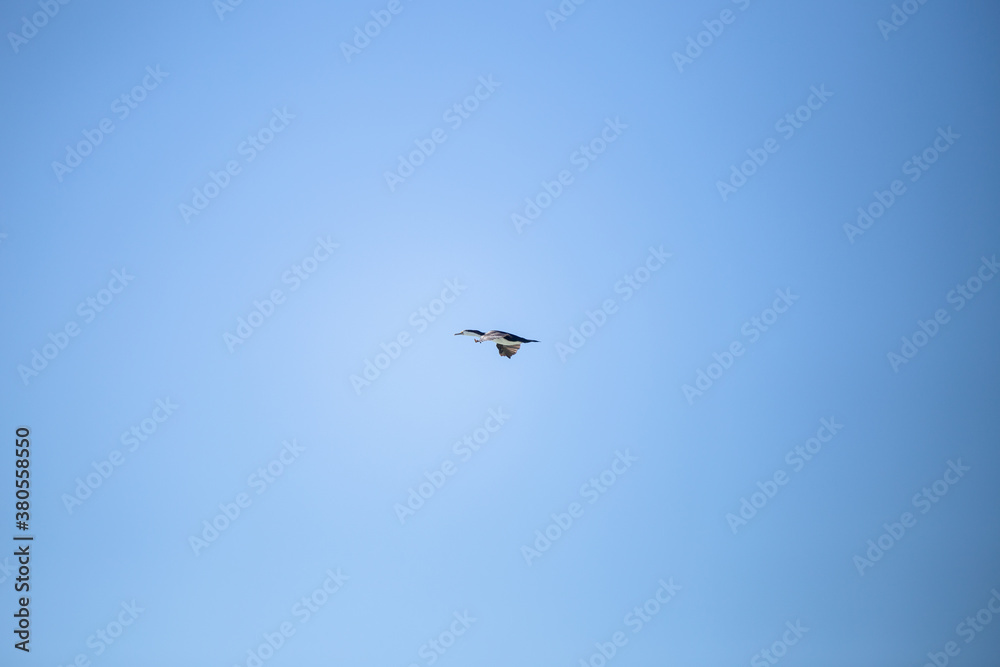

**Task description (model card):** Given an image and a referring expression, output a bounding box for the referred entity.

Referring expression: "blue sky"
[2,0,999,665]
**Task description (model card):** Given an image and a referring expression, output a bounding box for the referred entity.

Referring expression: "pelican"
[454,330,539,358]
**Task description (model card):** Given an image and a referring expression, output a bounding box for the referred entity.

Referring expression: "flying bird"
[454,330,539,358]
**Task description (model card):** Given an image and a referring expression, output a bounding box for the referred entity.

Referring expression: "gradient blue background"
[2,0,999,665]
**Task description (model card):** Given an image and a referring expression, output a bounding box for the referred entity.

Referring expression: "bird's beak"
[454,332,462,336]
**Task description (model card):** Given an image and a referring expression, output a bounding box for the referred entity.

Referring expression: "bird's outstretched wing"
[497,343,520,358]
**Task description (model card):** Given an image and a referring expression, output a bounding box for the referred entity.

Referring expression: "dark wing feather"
[497,343,520,358]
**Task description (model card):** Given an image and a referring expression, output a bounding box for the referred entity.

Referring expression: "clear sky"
[2,0,999,665]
